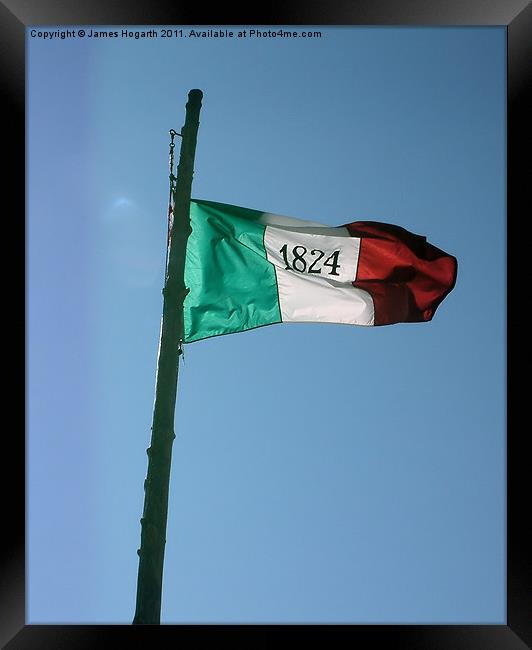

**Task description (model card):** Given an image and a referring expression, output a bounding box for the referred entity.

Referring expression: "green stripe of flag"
[184,199,282,343]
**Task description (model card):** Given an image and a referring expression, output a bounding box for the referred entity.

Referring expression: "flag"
[183,199,457,343]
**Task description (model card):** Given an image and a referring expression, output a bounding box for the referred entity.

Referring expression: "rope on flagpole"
[166,128,186,365]
[165,128,181,278]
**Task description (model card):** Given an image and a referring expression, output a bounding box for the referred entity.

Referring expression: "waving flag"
[183,199,457,343]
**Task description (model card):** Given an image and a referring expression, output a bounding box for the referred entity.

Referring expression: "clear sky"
[27,26,506,624]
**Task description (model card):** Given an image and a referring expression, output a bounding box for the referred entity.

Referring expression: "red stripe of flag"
[344,221,457,325]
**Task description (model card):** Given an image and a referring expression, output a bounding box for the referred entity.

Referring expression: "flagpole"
[133,89,203,625]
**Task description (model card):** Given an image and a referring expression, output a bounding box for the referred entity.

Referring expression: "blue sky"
[27,26,505,623]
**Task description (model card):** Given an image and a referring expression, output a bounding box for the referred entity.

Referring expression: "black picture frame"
[7,1,529,647]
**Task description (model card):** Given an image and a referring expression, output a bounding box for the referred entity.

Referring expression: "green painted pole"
[133,89,203,625]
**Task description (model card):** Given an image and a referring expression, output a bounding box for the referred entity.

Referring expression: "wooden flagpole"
[133,89,203,624]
